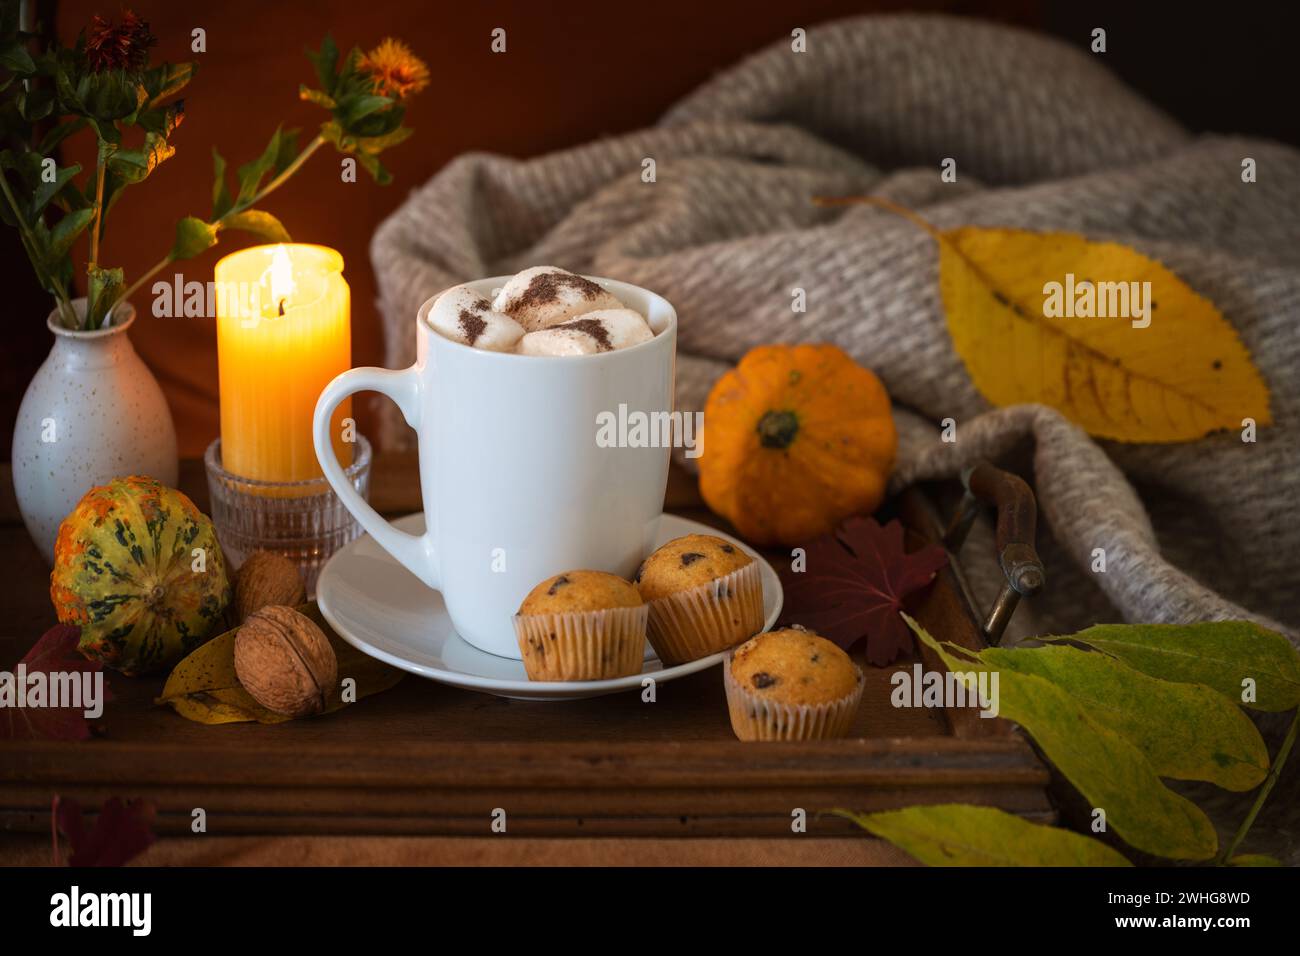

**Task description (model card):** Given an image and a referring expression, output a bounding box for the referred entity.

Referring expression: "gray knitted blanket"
[371,14,1300,648]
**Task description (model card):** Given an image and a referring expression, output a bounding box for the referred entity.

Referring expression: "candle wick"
[278,298,286,317]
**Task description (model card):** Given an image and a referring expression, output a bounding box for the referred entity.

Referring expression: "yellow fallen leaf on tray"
[817,197,1272,443]
[155,603,403,725]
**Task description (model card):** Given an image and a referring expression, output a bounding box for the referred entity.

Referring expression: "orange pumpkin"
[699,344,897,546]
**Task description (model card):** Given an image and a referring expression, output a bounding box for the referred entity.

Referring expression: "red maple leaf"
[777,517,947,666]
[53,795,157,867]
[0,624,112,741]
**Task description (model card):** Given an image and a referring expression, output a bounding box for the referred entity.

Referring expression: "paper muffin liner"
[645,560,765,666]
[513,604,648,681]
[723,651,864,741]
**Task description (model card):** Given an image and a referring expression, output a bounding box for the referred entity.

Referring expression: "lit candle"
[215,244,352,483]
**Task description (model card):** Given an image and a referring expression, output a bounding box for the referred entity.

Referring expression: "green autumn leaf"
[1044,622,1300,713]
[221,209,291,243]
[981,644,1268,791]
[905,615,1218,860]
[140,61,194,109]
[355,150,391,185]
[156,603,403,725]
[135,100,185,139]
[17,85,53,121]
[30,161,81,218]
[106,131,176,185]
[211,148,233,219]
[235,125,298,206]
[836,805,1132,867]
[305,34,340,97]
[338,93,393,127]
[169,215,218,261]
[47,207,94,261]
[357,125,414,153]
[0,38,35,74]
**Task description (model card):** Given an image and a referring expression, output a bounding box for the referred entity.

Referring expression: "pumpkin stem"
[757,410,799,450]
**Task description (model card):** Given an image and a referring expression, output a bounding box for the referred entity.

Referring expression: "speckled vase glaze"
[12,300,178,564]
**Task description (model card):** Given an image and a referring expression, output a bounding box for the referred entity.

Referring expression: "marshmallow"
[516,308,654,357]
[428,286,524,352]
[492,266,624,332]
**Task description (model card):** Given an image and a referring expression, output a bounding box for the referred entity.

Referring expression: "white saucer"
[316,513,784,700]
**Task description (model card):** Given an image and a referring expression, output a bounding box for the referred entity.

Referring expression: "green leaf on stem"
[836,805,1132,867]
[221,209,291,243]
[169,216,218,261]
[136,99,185,138]
[211,148,233,219]
[17,85,54,121]
[357,125,413,153]
[51,53,84,113]
[106,131,175,185]
[906,615,1219,860]
[271,128,300,177]
[236,126,287,205]
[305,35,340,97]
[1042,621,1300,713]
[0,39,35,74]
[338,94,393,127]
[141,62,194,108]
[321,121,397,185]
[47,207,94,261]
[980,643,1270,791]
[31,162,82,218]
[355,151,391,185]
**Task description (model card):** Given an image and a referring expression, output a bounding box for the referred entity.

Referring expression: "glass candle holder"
[204,435,371,596]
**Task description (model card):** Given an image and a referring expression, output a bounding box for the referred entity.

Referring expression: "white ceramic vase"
[11,299,179,564]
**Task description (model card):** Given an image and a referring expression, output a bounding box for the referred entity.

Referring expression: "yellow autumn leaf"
[835,805,1132,867]
[155,603,404,724]
[817,197,1272,443]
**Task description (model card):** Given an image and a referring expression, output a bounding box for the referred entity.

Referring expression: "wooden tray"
[0,456,1052,838]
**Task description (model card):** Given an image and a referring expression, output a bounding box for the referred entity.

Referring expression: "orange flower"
[359,38,429,100]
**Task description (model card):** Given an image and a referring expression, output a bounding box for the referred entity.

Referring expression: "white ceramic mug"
[314,276,677,659]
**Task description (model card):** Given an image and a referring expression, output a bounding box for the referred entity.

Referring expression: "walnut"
[234,550,305,623]
[234,605,337,717]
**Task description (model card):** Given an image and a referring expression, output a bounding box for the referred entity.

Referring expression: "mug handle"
[313,366,439,591]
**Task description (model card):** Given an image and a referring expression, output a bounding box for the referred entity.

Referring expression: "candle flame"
[262,244,297,314]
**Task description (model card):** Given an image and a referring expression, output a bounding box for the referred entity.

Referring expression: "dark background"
[3,0,1297,459]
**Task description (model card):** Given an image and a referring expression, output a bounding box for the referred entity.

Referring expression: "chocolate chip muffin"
[514,570,647,681]
[635,533,764,665]
[724,627,863,740]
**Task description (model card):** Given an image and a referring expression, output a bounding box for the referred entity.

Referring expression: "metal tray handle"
[941,462,1046,645]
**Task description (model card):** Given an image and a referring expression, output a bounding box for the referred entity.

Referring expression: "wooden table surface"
[0,455,1047,866]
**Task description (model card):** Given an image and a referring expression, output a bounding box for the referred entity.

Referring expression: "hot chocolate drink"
[429,266,656,356]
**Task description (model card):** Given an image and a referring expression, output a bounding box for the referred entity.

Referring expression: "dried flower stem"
[90,154,107,267]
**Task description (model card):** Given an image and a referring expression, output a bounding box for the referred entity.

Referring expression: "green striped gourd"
[50,476,231,675]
